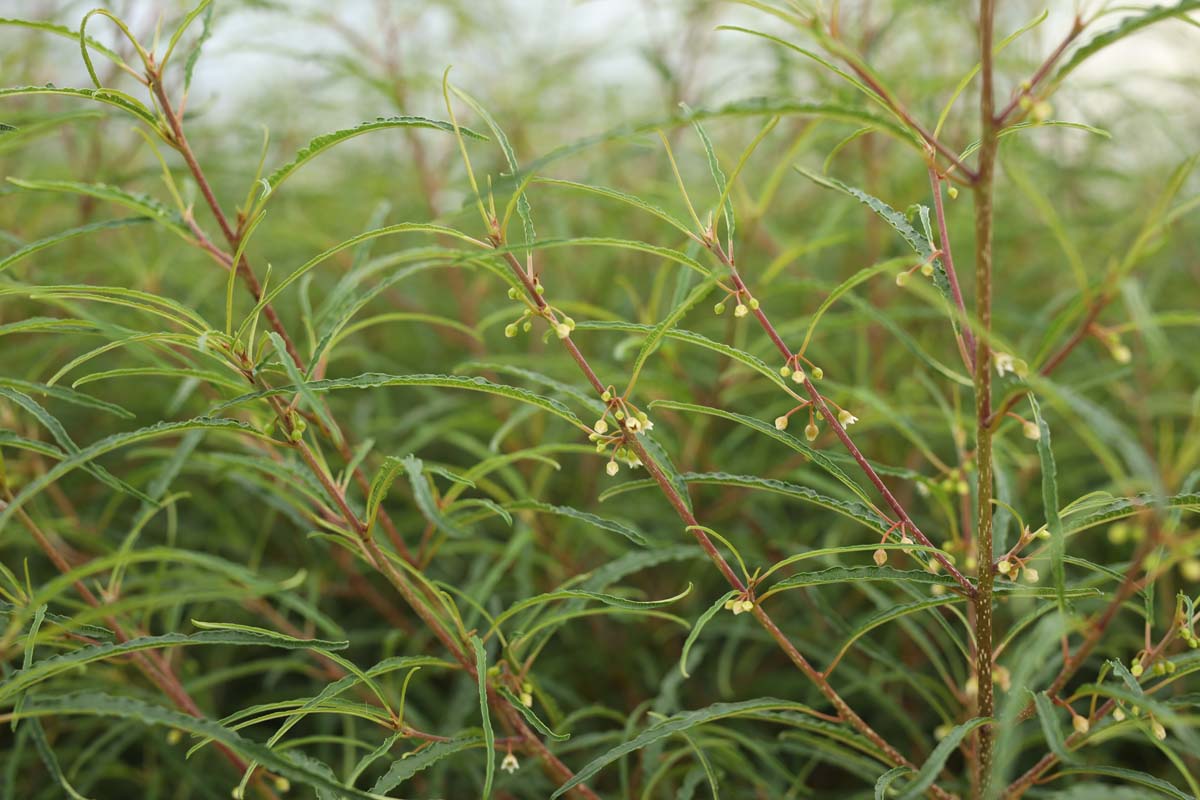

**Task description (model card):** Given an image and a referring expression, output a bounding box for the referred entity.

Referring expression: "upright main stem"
[973,1,999,796]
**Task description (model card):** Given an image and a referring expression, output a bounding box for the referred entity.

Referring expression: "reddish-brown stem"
[1016,527,1158,722]
[985,298,1107,430]
[994,17,1085,128]
[1003,621,1180,799]
[716,245,975,595]
[826,35,978,183]
[928,166,974,370]
[972,2,999,793]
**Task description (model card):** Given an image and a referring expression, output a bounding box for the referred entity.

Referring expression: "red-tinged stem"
[973,1,999,793]
[928,166,975,371]
[716,246,975,596]
[985,298,1107,430]
[994,17,1086,128]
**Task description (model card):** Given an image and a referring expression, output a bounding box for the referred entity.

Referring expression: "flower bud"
[1024,568,1039,583]
[997,560,1011,575]
[605,461,619,477]
[920,262,934,277]
[601,390,612,402]
[779,364,791,377]
[896,272,909,287]
[1113,707,1126,722]
[804,422,819,442]
[507,287,520,300]
[947,186,959,200]
[811,366,824,380]
[873,548,887,566]
[1112,344,1132,364]
[713,301,726,315]
[774,416,789,431]
[1072,715,1089,735]
[554,323,571,339]
[522,320,532,332]
[1131,661,1144,677]
[1023,421,1041,440]
[1152,720,1167,741]
[748,298,760,310]
[791,368,806,384]
[594,419,608,434]
[504,323,519,338]
[734,303,749,318]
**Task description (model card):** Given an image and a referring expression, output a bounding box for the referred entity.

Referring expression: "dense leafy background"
[1,2,1198,798]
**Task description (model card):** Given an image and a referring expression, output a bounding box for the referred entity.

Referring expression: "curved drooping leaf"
[0,418,259,530]
[0,629,347,703]
[12,692,383,800]
[0,85,158,126]
[505,500,648,547]
[551,698,822,797]
[212,373,586,430]
[6,179,189,238]
[0,218,153,274]
[370,736,483,794]
[1054,2,1200,83]
[265,116,485,193]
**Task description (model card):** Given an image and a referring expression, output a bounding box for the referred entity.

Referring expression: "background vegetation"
[1,1,1198,798]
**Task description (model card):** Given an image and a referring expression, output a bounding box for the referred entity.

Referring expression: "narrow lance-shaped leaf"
[551,698,820,797]
[403,455,471,539]
[1054,2,1200,83]
[0,218,152,274]
[895,717,989,800]
[13,692,384,800]
[6,179,189,238]
[680,591,737,678]
[471,637,496,799]
[1031,397,1066,613]
[265,116,486,195]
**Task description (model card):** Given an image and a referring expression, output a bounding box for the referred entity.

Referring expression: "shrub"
[1,2,1198,798]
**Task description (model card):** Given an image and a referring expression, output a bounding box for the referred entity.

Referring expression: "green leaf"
[0,85,158,127]
[492,583,691,632]
[1031,690,1076,765]
[267,331,340,444]
[551,698,819,797]
[505,500,647,547]
[627,275,719,395]
[0,377,132,419]
[1031,397,1066,614]
[6,179,188,238]
[0,417,260,531]
[496,686,569,741]
[451,87,536,254]
[0,629,347,703]
[670,472,890,534]
[767,565,959,594]
[874,766,912,799]
[649,399,872,505]
[0,218,152,274]
[13,692,383,800]
[365,455,405,530]
[266,116,485,194]
[680,591,737,678]
[1052,767,1192,800]
[213,373,586,430]
[531,177,693,235]
[1055,2,1200,82]
[403,455,470,539]
[370,736,483,794]
[895,717,988,800]
[471,637,495,800]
